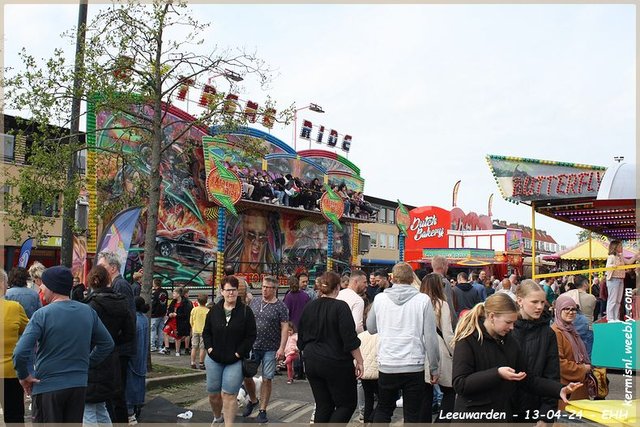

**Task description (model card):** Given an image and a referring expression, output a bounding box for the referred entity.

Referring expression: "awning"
[486,155,638,240]
[543,239,637,261]
[454,258,492,267]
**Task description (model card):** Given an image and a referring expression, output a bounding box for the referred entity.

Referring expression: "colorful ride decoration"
[90,100,362,288]
[396,200,410,261]
[320,184,344,230]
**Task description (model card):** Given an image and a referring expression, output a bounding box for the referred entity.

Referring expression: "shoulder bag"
[241,305,260,378]
[585,367,609,400]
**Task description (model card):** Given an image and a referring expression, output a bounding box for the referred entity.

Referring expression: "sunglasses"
[246,231,268,243]
[561,308,578,313]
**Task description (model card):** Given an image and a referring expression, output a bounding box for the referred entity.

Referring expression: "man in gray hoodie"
[366,262,440,423]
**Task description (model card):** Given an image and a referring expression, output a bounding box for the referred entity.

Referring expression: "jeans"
[252,349,277,380]
[205,357,244,395]
[150,317,164,349]
[84,402,112,426]
[606,278,623,321]
[373,371,425,423]
[305,357,357,424]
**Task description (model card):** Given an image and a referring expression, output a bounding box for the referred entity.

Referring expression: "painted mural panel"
[224,208,353,282]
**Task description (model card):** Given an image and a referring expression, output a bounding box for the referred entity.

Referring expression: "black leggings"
[305,358,357,424]
[2,377,24,424]
[361,379,378,423]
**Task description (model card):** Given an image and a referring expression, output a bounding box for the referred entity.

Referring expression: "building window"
[0,184,11,212]
[77,149,87,174]
[388,208,395,225]
[370,232,378,248]
[24,195,61,217]
[379,233,387,249]
[389,234,396,249]
[377,208,386,224]
[2,134,15,161]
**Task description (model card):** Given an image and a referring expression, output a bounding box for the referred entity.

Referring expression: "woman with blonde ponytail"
[451,293,582,422]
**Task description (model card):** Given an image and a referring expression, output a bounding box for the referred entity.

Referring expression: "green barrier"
[592,321,637,370]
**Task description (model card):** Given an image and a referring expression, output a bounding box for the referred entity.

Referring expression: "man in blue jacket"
[13,265,114,424]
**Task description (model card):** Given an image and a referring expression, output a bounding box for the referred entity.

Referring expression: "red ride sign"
[206,165,242,206]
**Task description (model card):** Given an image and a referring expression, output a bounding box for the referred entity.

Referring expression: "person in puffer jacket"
[358,304,380,424]
[366,262,439,424]
[83,265,136,425]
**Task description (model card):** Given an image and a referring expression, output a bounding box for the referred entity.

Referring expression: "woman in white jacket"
[358,305,380,424]
[420,273,454,422]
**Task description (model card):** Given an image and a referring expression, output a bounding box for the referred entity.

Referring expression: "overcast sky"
[3,3,635,247]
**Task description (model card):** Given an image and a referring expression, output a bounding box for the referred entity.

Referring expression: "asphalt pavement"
[146,350,634,425]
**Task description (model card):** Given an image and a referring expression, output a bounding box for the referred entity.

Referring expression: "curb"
[146,371,206,389]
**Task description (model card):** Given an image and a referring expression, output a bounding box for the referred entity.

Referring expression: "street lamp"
[294,103,325,151]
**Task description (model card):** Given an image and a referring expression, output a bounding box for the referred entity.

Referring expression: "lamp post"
[293,103,324,151]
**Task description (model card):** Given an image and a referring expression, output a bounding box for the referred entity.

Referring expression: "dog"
[237,376,262,407]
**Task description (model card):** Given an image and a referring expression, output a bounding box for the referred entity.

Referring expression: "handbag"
[242,354,260,378]
[585,367,609,400]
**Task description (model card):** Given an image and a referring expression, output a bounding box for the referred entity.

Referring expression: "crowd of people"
[226,163,378,219]
[2,245,636,426]
[1,252,150,426]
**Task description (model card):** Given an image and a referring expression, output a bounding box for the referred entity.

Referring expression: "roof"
[543,239,637,261]
[486,155,638,240]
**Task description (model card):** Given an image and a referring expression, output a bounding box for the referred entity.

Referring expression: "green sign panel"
[422,248,495,259]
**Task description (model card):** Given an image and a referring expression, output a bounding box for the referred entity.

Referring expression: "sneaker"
[175,352,181,357]
[128,414,138,425]
[256,410,268,424]
[199,363,206,370]
[158,347,169,355]
[242,399,259,417]
[191,363,197,369]
[150,347,158,352]
[286,379,293,384]
[211,415,224,424]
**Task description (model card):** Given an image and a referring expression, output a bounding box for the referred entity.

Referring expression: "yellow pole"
[531,202,536,280]
[589,230,593,293]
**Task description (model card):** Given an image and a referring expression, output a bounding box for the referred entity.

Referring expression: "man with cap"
[13,265,114,424]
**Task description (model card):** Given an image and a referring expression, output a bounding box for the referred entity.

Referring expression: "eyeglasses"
[222,288,238,293]
[246,231,268,243]
[561,308,578,313]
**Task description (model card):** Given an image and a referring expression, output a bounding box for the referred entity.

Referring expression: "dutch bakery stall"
[405,205,524,277]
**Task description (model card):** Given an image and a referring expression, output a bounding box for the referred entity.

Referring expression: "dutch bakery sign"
[410,215,445,240]
[405,206,451,251]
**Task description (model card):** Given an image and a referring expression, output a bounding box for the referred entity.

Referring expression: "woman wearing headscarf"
[551,295,590,409]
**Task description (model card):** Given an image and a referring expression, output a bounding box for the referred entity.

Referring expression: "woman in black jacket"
[298,271,364,424]
[83,265,136,425]
[451,293,581,423]
[203,276,257,425]
[512,280,560,425]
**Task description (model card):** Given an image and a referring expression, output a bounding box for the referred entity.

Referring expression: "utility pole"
[61,0,88,267]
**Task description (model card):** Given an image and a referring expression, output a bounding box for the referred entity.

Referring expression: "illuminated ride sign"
[486,155,607,203]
